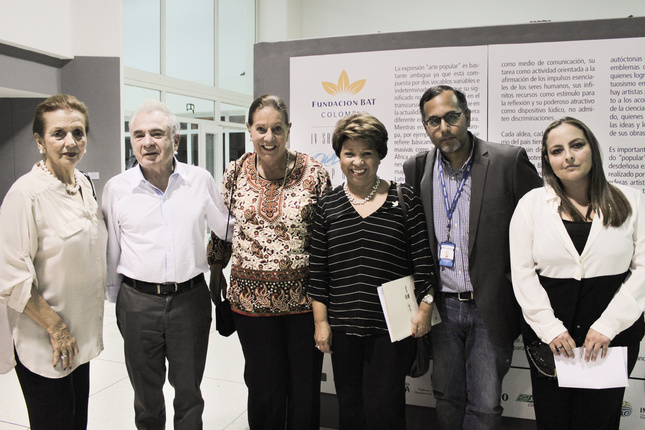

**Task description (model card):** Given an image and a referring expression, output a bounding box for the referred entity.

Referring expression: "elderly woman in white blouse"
[0,95,107,430]
[510,117,645,430]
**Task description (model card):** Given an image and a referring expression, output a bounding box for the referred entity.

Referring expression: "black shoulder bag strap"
[80,171,97,201]
[396,182,413,275]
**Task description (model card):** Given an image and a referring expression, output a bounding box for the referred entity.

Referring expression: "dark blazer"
[403,133,542,347]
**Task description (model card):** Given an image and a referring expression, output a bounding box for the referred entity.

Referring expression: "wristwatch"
[422,294,434,305]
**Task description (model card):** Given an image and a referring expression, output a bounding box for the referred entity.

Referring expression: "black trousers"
[330,332,415,430]
[233,312,323,430]
[14,352,90,430]
[531,342,640,430]
[116,280,212,430]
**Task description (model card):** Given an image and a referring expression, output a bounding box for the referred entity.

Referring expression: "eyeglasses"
[423,111,463,128]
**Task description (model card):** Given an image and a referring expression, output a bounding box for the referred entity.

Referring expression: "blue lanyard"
[438,157,472,241]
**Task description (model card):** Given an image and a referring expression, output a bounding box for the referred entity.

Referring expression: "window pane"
[224,129,247,163]
[166,93,215,121]
[191,133,199,165]
[219,0,254,94]
[166,0,214,85]
[176,125,188,164]
[221,103,247,124]
[123,0,161,73]
[124,133,138,169]
[124,85,161,113]
[205,132,216,177]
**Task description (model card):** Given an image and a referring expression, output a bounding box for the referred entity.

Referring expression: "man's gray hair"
[130,99,180,137]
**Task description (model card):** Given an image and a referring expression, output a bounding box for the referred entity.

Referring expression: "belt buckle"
[157,282,178,295]
[458,291,473,301]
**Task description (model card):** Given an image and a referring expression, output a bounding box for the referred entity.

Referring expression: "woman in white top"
[510,117,645,430]
[0,95,107,430]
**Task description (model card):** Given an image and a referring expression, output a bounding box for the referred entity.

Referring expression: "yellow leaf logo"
[321,70,366,95]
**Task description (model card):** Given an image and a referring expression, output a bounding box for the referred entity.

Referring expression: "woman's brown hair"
[541,117,631,227]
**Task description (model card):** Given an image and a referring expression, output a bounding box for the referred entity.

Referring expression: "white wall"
[0,0,73,57]
[73,0,122,57]
[0,0,121,58]
[257,0,645,42]
[257,0,303,43]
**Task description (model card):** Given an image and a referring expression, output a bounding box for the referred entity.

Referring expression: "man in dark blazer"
[403,85,542,430]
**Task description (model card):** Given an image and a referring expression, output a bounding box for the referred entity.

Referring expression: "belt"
[123,274,204,295]
[441,291,474,302]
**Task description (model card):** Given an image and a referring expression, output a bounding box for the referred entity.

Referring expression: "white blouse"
[510,184,645,344]
[0,164,107,378]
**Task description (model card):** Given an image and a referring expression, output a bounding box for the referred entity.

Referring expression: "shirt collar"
[128,157,187,190]
[544,184,561,208]
[437,139,475,176]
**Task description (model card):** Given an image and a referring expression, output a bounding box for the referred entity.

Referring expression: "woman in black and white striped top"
[307,113,435,430]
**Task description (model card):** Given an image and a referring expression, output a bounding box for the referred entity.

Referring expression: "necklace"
[344,177,381,205]
[39,160,80,195]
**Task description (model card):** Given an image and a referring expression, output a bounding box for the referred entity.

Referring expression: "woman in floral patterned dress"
[208,95,330,430]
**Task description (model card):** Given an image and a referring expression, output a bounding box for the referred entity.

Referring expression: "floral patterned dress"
[208,151,330,315]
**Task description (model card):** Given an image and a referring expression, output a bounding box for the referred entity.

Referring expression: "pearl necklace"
[39,161,80,195]
[344,177,381,205]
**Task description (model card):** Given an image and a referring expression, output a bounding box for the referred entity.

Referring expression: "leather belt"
[441,291,474,302]
[123,274,204,295]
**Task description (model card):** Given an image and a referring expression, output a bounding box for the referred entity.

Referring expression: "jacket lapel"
[469,137,488,254]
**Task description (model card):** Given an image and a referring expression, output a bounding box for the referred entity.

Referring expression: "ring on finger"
[61,354,68,358]
[556,346,563,351]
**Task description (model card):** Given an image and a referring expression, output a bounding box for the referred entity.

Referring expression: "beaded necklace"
[344,177,381,205]
[39,160,80,195]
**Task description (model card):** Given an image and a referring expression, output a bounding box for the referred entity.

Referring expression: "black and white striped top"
[307,182,435,336]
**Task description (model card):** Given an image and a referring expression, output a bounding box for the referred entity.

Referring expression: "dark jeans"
[330,331,415,430]
[430,295,513,430]
[14,352,90,430]
[531,342,640,430]
[233,312,323,430]
[116,280,212,430]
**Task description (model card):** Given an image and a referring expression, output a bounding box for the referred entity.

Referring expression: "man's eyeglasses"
[423,111,463,128]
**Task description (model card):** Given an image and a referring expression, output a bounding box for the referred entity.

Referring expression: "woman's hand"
[312,300,332,354]
[49,321,78,370]
[583,328,611,362]
[549,330,576,358]
[23,285,78,370]
[411,302,433,338]
[314,320,333,354]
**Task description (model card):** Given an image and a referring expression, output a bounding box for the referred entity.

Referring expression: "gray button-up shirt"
[432,148,474,293]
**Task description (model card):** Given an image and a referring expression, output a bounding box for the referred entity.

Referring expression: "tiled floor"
[0,301,535,430]
[0,301,252,430]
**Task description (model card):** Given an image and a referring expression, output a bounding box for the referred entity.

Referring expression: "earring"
[39,148,44,154]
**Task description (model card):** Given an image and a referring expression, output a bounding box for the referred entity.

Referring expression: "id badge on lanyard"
[438,158,472,268]
[439,241,456,267]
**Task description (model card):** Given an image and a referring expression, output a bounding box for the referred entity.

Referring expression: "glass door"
[200,122,223,184]
[124,116,248,185]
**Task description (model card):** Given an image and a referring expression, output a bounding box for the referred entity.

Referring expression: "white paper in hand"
[554,346,629,389]
[378,275,418,342]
